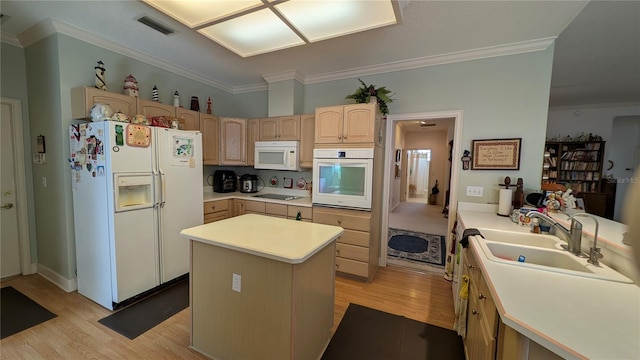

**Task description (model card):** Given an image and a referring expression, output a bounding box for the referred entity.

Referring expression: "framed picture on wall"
[471,138,522,170]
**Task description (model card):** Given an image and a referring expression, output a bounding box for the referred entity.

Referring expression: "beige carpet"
[388,202,448,235]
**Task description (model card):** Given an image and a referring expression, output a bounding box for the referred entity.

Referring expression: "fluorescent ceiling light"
[143,0,398,58]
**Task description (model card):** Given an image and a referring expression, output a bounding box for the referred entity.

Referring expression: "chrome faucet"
[526,211,583,255]
[569,213,602,265]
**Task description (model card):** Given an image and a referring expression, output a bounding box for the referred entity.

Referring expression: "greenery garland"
[345,78,395,115]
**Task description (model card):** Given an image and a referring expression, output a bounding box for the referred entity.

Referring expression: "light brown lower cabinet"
[203,200,230,224]
[312,206,377,281]
[463,247,565,360]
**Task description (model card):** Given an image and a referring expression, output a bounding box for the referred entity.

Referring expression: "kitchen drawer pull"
[478,293,486,300]
[336,249,341,254]
[471,309,479,316]
[468,264,474,269]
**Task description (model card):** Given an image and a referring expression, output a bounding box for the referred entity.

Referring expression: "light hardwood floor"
[1,266,455,359]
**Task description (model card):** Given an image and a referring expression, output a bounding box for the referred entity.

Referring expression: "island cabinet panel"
[71,86,137,119]
[190,236,335,360]
[313,206,376,281]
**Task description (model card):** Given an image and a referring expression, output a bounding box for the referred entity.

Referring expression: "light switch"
[232,273,241,292]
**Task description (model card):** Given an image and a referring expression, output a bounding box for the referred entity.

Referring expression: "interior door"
[1,101,21,278]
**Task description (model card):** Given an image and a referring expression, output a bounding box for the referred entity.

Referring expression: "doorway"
[406,149,431,203]
[1,97,32,278]
[382,111,462,273]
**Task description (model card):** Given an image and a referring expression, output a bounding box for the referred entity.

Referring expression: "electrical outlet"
[466,186,483,197]
[232,273,241,292]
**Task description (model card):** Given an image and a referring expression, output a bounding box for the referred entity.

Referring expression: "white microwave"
[254,141,301,171]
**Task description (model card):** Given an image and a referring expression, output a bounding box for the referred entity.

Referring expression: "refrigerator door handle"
[159,170,166,207]
[152,170,161,207]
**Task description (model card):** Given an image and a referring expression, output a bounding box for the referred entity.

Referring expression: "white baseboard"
[37,264,78,293]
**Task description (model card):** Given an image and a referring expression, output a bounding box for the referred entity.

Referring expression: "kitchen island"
[180,214,343,360]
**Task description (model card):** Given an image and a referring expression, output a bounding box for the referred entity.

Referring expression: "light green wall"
[15,31,554,283]
[302,47,555,204]
[0,42,38,264]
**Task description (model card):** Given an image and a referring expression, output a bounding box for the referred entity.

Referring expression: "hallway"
[388,201,448,236]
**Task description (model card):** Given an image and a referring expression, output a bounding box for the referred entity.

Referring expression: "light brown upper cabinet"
[137,98,175,119]
[299,114,315,168]
[220,117,247,165]
[314,103,376,145]
[200,114,219,165]
[71,86,137,119]
[246,118,260,166]
[175,107,201,130]
[259,115,301,141]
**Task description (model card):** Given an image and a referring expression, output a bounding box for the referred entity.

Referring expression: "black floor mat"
[1,286,57,339]
[322,303,464,360]
[98,278,189,339]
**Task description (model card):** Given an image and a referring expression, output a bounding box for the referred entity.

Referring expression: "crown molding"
[263,70,306,84]
[304,37,556,84]
[18,18,239,93]
[0,32,23,47]
[9,17,556,95]
[549,101,640,111]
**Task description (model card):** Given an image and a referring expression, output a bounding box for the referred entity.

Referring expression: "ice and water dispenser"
[114,173,154,212]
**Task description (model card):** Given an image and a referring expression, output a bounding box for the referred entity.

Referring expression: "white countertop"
[203,189,313,207]
[458,207,640,360]
[180,214,343,264]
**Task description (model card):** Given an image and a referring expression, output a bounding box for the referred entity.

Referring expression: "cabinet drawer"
[245,200,266,213]
[336,229,370,247]
[204,211,228,224]
[336,243,368,262]
[312,207,370,231]
[287,206,312,220]
[335,257,368,278]
[478,277,498,336]
[203,200,229,215]
[265,203,287,217]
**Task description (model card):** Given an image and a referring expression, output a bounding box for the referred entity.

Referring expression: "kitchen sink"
[477,228,563,249]
[476,239,633,283]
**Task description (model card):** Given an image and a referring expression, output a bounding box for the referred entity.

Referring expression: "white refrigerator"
[69,121,203,310]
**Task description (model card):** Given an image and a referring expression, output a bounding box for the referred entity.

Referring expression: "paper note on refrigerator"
[171,134,195,167]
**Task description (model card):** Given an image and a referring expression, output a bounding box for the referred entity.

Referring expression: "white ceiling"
[1,1,638,108]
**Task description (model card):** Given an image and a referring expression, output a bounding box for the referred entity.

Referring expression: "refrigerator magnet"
[126,124,151,147]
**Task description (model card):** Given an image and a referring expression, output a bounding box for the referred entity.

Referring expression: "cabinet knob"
[478,293,486,300]
[337,217,342,225]
[467,264,474,269]
[471,309,479,316]
[338,135,342,139]
[336,249,341,254]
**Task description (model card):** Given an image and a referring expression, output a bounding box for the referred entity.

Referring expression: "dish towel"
[454,275,470,338]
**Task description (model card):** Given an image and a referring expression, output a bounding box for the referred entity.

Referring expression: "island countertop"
[180,214,343,264]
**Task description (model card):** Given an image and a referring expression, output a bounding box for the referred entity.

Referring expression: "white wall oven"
[312,148,374,210]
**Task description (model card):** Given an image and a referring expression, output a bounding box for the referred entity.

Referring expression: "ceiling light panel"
[143,0,263,28]
[275,0,397,42]
[198,8,305,57]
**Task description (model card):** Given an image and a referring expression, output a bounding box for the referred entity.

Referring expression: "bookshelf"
[542,141,605,194]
